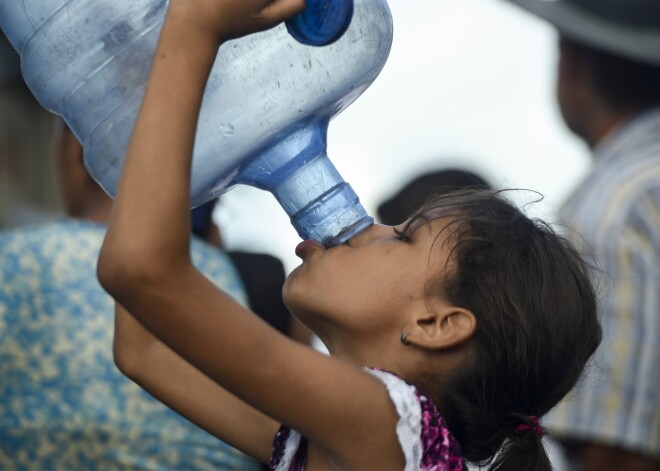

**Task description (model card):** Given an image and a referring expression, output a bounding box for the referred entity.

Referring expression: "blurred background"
[1,0,591,274]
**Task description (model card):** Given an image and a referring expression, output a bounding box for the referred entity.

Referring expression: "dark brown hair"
[404,189,602,470]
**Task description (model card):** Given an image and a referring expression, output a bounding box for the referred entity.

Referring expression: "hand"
[168,0,306,43]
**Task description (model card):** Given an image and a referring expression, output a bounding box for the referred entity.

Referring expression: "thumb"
[263,0,306,22]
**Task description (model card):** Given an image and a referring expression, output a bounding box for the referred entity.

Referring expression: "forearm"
[99,9,221,283]
[113,302,163,373]
[114,302,280,463]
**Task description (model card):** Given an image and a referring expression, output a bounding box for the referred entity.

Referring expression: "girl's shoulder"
[270,368,467,471]
[366,368,467,471]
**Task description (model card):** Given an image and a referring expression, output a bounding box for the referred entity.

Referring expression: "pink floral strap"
[367,369,467,471]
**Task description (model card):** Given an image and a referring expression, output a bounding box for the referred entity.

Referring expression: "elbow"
[97,221,192,301]
[113,344,149,387]
[97,241,121,296]
[112,334,153,383]
[97,238,172,300]
[97,241,139,300]
[113,339,137,380]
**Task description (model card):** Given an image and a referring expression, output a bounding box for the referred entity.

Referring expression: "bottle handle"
[285,0,353,46]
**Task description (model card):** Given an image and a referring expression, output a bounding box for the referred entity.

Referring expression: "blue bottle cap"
[285,0,354,47]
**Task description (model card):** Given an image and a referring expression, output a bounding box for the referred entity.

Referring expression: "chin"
[282,284,329,334]
[282,274,310,317]
[282,268,300,302]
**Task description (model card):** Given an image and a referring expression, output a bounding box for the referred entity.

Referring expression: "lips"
[295,239,325,259]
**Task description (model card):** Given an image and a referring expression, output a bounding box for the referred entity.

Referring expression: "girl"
[97,0,602,469]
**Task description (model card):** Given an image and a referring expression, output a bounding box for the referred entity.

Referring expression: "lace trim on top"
[270,427,302,471]
[366,369,423,470]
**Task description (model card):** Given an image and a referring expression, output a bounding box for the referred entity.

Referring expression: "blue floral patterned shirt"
[0,220,262,470]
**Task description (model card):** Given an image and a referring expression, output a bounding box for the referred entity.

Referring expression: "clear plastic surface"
[0,0,393,245]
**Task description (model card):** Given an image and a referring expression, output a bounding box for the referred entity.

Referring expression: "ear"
[405,305,476,351]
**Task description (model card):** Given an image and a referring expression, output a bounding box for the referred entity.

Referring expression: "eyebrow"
[407,215,435,239]
[412,206,452,230]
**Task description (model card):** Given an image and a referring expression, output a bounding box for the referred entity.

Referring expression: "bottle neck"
[235,121,373,246]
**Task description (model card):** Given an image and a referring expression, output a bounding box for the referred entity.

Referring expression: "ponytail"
[490,415,551,471]
[440,378,553,471]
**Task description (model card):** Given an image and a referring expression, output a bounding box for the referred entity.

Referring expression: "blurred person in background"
[0,39,261,468]
[501,1,660,470]
[0,34,60,228]
[376,168,491,226]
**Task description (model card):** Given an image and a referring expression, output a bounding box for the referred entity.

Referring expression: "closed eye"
[392,227,411,242]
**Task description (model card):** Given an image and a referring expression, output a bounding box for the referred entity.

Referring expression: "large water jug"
[0,0,393,246]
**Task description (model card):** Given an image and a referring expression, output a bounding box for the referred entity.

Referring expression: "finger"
[264,0,306,22]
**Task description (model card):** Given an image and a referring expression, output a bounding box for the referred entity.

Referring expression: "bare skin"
[98,1,476,469]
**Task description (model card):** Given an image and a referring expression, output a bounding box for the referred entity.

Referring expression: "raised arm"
[98,1,403,468]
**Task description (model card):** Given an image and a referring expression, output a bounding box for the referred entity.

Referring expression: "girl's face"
[283,215,453,348]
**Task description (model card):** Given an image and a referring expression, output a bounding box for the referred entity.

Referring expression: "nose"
[346,224,392,247]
